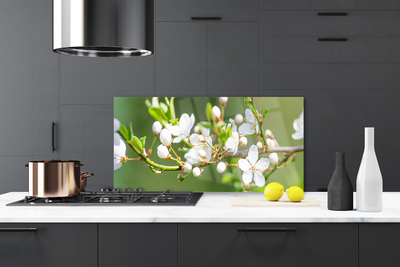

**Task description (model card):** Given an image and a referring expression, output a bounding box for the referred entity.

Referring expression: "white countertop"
[1,192,400,223]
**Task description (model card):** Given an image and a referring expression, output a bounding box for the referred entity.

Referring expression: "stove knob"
[113,188,121,192]
[101,188,111,192]
[123,188,131,192]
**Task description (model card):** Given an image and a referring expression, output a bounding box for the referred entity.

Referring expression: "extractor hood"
[53,0,154,57]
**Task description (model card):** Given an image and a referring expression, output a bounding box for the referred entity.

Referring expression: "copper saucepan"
[26,160,94,198]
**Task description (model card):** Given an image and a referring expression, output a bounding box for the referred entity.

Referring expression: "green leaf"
[160,102,169,115]
[199,121,212,129]
[140,136,146,149]
[262,108,269,120]
[219,131,228,144]
[243,97,249,107]
[148,107,169,125]
[119,125,129,141]
[145,99,151,109]
[205,103,213,123]
[225,126,232,138]
[214,121,226,129]
[169,97,176,120]
[253,186,266,192]
[128,122,134,142]
[249,105,257,115]
[132,136,143,151]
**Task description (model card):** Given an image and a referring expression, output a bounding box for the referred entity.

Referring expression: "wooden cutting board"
[230,197,320,207]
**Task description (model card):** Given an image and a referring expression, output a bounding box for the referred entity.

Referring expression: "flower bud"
[239,136,247,147]
[269,153,279,165]
[234,114,243,125]
[192,167,201,177]
[257,141,263,149]
[160,129,172,146]
[157,145,169,159]
[184,162,193,173]
[212,106,221,119]
[114,118,121,132]
[265,129,275,139]
[216,162,226,173]
[219,97,228,107]
[267,138,276,148]
[193,125,201,134]
[152,121,162,136]
[198,149,207,158]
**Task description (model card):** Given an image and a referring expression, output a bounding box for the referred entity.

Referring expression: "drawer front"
[260,0,310,10]
[260,37,400,63]
[311,0,356,10]
[0,224,97,267]
[156,0,258,21]
[357,0,400,10]
[260,63,400,90]
[260,11,400,36]
[178,223,358,267]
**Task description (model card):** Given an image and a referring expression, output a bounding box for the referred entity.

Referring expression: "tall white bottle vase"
[356,127,383,212]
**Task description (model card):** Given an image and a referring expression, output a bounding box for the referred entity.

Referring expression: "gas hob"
[6,189,203,206]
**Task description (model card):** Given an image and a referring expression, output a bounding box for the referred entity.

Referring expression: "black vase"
[328,152,354,211]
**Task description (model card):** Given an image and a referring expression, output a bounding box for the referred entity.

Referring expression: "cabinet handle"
[52,122,56,152]
[318,38,348,42]
[191,17,221,20]
[317,12,348,16]
[237,228,296,232]
[0,228,38,232]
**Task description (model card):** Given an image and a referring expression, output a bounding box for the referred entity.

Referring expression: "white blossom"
[219,97,228,107]
[216,162,226,173]
[168,113,195,143]
[238,109,259,135]
[184,162,193,173]
[185,128,213,163]
[238,145,270,187]
[114,135,126,171]
[212,106,221,119]
[224,132,239,155]
[160,128,172,146]
[152,121,162,136]
[234,113,244,125]
[192,167,201,177]
[267,138,277,148]
[198,149,207,158]
[184,147,203,165]
[193,125,201,134]
[114,118,121,132]
[269,153,279,165]
[157,145,169,159]
[257,141,263,149]
[239,136,248,147]
[292,110,304,140]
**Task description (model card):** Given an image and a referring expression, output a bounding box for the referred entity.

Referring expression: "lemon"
[264,182,284,201]
[286,186,305,202]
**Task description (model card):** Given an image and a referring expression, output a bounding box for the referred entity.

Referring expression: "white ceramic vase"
[356,127,382,212]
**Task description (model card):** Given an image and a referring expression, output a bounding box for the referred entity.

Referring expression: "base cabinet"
[99,224,178,267]
[359,223,400,267]
[178,223,358,267]
[0,224,97,267]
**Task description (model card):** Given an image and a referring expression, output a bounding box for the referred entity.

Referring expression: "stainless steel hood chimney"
[53,0,154,57]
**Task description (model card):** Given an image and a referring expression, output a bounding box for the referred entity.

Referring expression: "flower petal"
[247,145,259,165]
[245,109,255,123]
[238,159,251,171]
[189,134,201,146]
[238,123,255,135]
[253,171,266,187]
[255,158,270,171]
[242,170,253,185]
[173,135,184,143]
[169,125,181,136]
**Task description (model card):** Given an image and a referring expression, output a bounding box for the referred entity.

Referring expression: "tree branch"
[224,145,304,158]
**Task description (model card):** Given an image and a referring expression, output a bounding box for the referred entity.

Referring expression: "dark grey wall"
[0,0,399,193]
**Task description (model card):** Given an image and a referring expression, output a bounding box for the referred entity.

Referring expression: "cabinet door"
[360,224,400,267]
[0,0,57,156]
[99,224,177,267]
[208,22,258,96]
[155,22,207,96]
[0,223,97,267]
[60,56,154,105]
[60,105,114,191]
[178,223,358,267]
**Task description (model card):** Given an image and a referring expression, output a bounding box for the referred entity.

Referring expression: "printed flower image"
[114,97,304,192]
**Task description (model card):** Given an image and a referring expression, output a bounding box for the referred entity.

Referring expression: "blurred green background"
[114,97,303,192]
